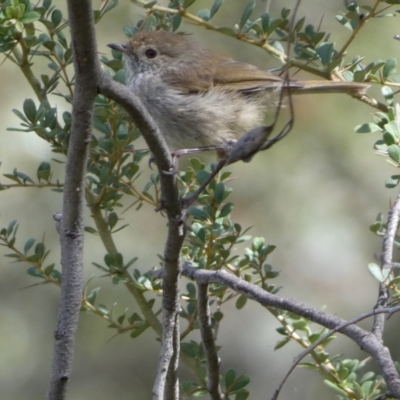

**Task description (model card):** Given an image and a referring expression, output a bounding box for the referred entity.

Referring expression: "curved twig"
[272,305,400,400]
[181,264,400,398]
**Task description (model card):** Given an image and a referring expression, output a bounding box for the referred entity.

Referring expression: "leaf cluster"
[2,0,400,399]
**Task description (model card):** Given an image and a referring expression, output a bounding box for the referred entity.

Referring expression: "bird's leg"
[151,145,228,176]
[172,145,227,158]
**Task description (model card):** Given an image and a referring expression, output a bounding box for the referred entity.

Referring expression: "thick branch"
[46,0,102,399]
[99,71,185,400]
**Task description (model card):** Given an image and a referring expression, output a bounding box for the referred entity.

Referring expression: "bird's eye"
[145,48,158,59]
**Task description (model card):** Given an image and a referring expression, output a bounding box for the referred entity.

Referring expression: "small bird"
[108,30,368,154]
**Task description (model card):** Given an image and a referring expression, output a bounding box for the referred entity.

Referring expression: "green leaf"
[354,123,382,133]
[235,294,247,309]
[239,1,256,30]
[214,182,225,205]
[218,202,233,218]
[267,19,286,36]
[235,390,250,400]
[385,121,400,139]
[324,379,348,395]
[85,226,98,234]
[368,263,389,282]
[386,175,400,188]
[97,304,109,315]
[225,368,236,389]
[108,212,118,230]
[113,69,126,84]
[15,169,35,184]
[187,282,196,296]
[23,99,37,123]
[53,43,64,61]
[183,0,195,8]
[294,16,305,32]
[188,206,208,221]
[138,276,152,291]
[143,1,156,9]
[6,220,18,237]
[210,0,224,19]
[130,324,148,338]
[37,161,51,182]
[44,264,55,276]
[24,238,35,254]
[196,9,210,21]
[335,14,358,31]
[19,11,40,24]
[12,108,30,124]
[104,0,118,13]
[172,14,182,31]
[27,266,45,278]
[261,12,270,32]
[316,42,334,66]
[231,375,250,392]
[56,31,68,49]
[383,58,397,80]
[274,337,290,350]
[213,311,223,321]
[388,144,400,163]
[51,9,62,27]
[252,237,265,251]
[383,131,396,146]
[382,86,394,105]
[43,0,52,10]
[87,287,100,305]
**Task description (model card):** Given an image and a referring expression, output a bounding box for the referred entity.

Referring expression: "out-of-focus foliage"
[1,0,400,398]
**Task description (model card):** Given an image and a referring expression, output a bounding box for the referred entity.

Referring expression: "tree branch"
[46,0,102,399]
[197,283,222,399]
[85,189,163,335]
[272,305,400,400]
[373,192,400,340]
[181,264,400,398]
[98,58,185,400]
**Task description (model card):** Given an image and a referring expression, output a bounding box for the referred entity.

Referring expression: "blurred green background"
[1,0,400,399]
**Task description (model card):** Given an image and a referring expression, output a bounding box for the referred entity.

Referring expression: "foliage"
[1,0,400,398]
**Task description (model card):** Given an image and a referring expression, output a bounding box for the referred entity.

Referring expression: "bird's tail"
[288,80,369,96]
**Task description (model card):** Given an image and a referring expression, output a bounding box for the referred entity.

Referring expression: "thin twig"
[335,0,381,60]
[197,283,222,399]
[85,189,163,335]
[181,264,400,398]
[373,193,400,339]
[272,305,400,400]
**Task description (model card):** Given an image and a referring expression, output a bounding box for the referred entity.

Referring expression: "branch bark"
[98,75,185,399]
[372,192,400,339]
[197,283,222,399]
[46,2,186,399]
[46,0,101,399]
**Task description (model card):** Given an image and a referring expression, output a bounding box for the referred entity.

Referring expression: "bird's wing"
[162,59,292,94]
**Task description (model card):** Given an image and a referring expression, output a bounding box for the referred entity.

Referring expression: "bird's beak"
[107,43,129,53]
